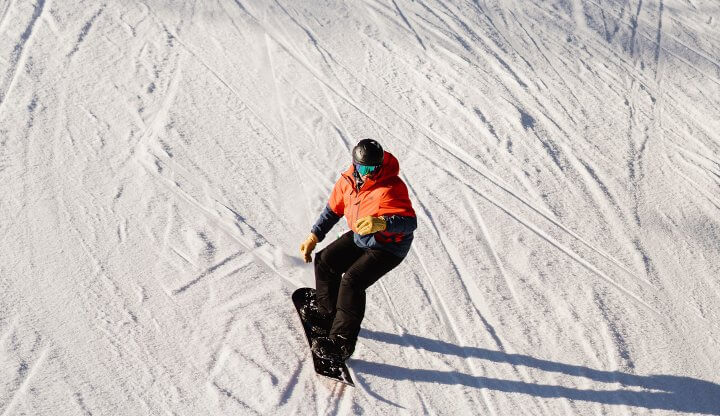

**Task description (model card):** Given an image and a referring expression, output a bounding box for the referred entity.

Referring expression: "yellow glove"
[355,216,387,235]
[299,233,319,263]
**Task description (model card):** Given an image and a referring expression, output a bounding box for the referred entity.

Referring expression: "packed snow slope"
[1,0,720,414]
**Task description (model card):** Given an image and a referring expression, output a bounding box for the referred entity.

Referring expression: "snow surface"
[1,0,720,414]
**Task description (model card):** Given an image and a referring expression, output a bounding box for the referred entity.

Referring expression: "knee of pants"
[314,249,328,271]
[340,273,367,291]
[313,249,323,267]
[314,250,339,279]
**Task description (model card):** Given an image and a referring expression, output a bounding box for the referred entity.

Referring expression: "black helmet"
[352,139,384,166]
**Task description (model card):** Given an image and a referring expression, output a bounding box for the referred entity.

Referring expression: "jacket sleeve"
[384,215,417,234]
[378,179,416,218]
[311,205,342,242]
[378,179,417,234]
[311,178,346,242]
[327,177,346,217]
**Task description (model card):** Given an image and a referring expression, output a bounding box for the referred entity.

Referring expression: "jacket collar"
[341,151,400,191]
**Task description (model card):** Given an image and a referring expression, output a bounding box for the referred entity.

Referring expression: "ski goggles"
[355,163,380,176]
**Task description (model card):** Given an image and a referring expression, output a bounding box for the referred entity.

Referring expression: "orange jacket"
[327,151,415,245]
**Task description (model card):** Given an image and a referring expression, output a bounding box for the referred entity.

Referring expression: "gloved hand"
[355,216,387,235]
[299,233,319,263]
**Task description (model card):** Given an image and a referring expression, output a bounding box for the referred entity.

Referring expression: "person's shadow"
[353,329,720,414]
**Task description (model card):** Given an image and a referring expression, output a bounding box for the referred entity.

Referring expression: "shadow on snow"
[353,330,720,415]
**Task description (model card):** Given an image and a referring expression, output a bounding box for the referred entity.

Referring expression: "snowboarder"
[299,139,417,362]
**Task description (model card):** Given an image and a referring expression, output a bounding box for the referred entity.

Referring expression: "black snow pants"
[314,231,404,346]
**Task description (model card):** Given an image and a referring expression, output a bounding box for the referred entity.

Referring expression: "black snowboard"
[292,287,354,386]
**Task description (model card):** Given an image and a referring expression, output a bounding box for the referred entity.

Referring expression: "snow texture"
[1,0,719,414]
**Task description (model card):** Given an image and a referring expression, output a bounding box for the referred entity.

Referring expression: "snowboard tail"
[292,287,354,386]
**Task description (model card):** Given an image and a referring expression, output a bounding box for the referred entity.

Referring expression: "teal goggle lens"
[355,164,379,176]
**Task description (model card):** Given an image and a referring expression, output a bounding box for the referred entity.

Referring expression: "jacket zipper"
[343,172,383,230]
[342,174,359,228]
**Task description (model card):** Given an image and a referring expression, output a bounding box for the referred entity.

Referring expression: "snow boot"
[311,334,354,362]
[299,301,332,337]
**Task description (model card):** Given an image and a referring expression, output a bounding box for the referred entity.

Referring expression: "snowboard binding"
[298,293,332,338]
[311,334,354,362]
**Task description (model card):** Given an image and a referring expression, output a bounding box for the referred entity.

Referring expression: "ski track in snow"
[1,0,719,414]
[0,0,46,112]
